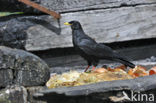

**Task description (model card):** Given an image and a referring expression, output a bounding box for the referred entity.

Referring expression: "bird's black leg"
[84,65,90,72]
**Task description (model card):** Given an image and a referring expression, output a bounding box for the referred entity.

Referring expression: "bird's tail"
[113,54,135,68]
[115,58,135,68]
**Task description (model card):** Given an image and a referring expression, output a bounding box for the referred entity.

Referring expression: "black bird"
[64,21,135,72]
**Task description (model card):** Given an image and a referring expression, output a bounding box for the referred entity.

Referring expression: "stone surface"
[0,46,50,87]
[0,85,28,103]
[0,0,41,13]
[0,85,46,103]
[0,15,47,49]
[27,86,47,103]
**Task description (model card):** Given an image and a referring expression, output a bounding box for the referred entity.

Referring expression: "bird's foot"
[91,66,96,72]
[85,70,92,73]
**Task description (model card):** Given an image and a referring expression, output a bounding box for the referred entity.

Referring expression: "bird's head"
[64,21,82,30]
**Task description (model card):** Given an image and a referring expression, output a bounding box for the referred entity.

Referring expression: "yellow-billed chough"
[64,21,135,72]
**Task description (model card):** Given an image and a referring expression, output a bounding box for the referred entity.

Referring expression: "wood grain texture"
[39,0,156,12]
[26,4,156,51]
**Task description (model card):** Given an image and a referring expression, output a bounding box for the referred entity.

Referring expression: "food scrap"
[46,65,156,89]
[149,66,156,75]
[128,66,148,78]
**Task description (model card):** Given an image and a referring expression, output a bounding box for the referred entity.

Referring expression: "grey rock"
[0,86,47,103]
[0,15,50,49]
[0,0,41,13]
[0,17,27,49]
[0,85,28,103]
[27,86,47,103]
[0,46,50,87]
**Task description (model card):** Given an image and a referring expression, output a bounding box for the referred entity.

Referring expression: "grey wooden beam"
[26,4,156,51]
[39,0,156,12]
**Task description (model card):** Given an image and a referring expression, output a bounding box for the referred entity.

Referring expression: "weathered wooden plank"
[40,0,156,12]
[1,0,156,13]
[26,4,156,51]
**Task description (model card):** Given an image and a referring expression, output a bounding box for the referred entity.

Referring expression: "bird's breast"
[72,35,80,46]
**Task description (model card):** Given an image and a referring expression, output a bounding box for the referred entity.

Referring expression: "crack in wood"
[60,2,156,14]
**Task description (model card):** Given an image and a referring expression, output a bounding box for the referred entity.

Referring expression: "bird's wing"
[78,38,114,58]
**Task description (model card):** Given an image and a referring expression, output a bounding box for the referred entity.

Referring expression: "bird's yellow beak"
[64,22,71,25]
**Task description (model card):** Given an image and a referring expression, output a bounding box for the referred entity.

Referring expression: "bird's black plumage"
[65,21,135,71]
